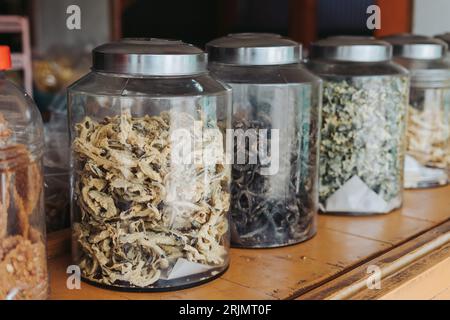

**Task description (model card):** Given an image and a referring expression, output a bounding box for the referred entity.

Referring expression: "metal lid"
[206,33,301,65]
[309,36,392,62]
[435,33,450,47]
[383,34,447,60]
[394,57,450,85]
[92,38,207,76]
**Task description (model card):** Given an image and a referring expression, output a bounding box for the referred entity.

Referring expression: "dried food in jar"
[319,76,409,213]
[72,110,230,288]
[448,146,450,170]
[44,113,71,232]
[404,88,450,188]
[407,90,449,168]
[230,106,319,247]
[45,168,70,232]
[0,114,47,300]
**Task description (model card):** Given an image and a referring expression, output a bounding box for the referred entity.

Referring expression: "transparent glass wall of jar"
[207,33,322,248]
[384,35,450,189]
[68,39,231,291]
[434,33,450,177]
[307,36,410,215]
[0,46,47,300]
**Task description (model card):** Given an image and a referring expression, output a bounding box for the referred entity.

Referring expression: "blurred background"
[1,0,448,105]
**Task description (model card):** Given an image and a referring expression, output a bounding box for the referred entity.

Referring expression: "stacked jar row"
[4,32,449,298]
[66,34,450,292]
[67,36,322,290]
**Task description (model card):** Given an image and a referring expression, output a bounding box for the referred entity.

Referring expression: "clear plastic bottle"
[207,33,322,248]
[0,46,48,300]
[384,35,450,189]
[307,36,410,215]
[68,39,231,291]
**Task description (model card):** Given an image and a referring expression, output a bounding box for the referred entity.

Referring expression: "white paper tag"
[160,258,215,280]
[325,175,400,213]
[404,155,448,188]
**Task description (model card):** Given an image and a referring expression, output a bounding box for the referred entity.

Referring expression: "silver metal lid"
[383,34,447,60]
[206,33,301,65]
[309,36,392,62]
[435,33,450,47]
[92,38,207,76]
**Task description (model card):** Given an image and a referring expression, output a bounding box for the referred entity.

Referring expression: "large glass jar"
[384,35,450,189]
[207,33,322,248]
[436,33,450,64]
[434,33,450,177]
[0,46,47,299]
[307,37,410,215]
[68,39,231,291]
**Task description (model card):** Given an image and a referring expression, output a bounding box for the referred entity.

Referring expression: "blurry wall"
[235,0,289,35]
[413,0,450,36]
[317,0,374,37]
[121,0,290,47]
[122,0,220,47]
[33,0,110,53]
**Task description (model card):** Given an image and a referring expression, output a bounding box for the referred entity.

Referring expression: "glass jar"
[68,39,231,291]
[434,33,450,176]
[207,33,321,248]
[0,46,47,299]
[436,33,450,64]
[307,36,410,215]
[385,35,450,188]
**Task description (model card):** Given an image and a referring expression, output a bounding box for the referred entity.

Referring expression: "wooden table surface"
[48,186,450,300]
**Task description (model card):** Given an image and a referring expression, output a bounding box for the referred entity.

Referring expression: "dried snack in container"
[404,88,450,188]
[44,112,70,232]
[72,110,230,288]
[207,33,321,248]
[434,33,450,174]
[0,46,47,300]
[68,39,231,291]
[384,34,450,188]
[229,87,319,247]
[318,77,409,213]
[307,36,410,215]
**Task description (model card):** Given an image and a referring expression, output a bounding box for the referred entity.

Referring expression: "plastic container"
[0,46,48,299]
[384,35,450,188]
[207,33,321,248]
[306,36,410,215]
[68,39,231,291]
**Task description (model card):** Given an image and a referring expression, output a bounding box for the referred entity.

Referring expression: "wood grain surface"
[48,186,450,300]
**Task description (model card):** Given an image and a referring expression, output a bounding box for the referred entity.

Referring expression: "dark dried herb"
[72,111,230,288]
[230,110,318,248]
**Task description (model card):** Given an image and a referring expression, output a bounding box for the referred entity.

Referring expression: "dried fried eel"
[73,111,229,288]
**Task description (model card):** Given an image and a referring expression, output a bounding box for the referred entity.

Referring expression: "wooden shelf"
[48,186,450,300]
